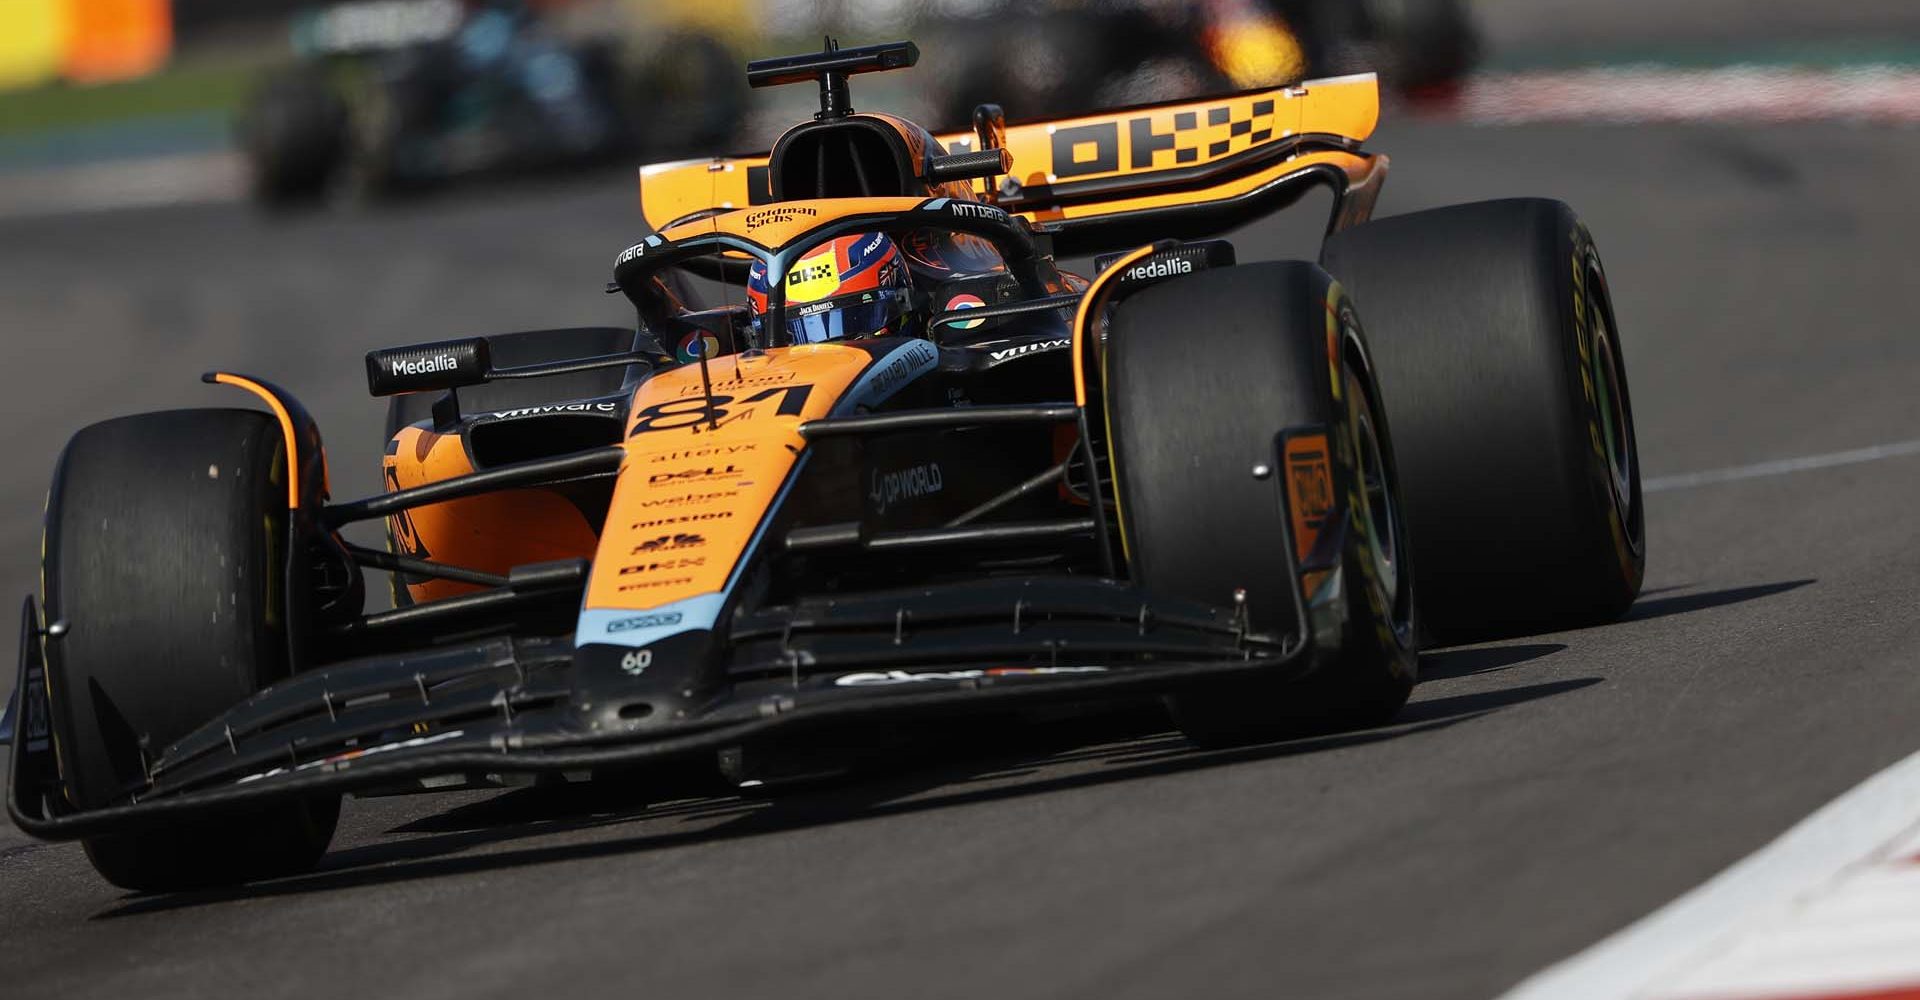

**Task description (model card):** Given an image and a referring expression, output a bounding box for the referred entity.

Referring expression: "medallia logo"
[390,354,459,377]
[1122,257,1194,282]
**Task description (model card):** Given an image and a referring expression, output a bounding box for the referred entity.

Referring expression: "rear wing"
[639,74,1388,257]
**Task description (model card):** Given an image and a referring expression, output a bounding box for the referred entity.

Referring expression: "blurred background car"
[915,0,1477,129]
[0,0,1482,213]
[237,0,749,205]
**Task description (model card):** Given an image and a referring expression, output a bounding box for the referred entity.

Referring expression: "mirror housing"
[365,338,491,397]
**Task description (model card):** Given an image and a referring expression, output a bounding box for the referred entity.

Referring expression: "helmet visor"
[786,288,909,344]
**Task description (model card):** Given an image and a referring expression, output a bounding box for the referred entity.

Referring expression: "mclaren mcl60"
[4,41,1642,891]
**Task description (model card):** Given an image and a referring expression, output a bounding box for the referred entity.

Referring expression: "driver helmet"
[747,232,913,344]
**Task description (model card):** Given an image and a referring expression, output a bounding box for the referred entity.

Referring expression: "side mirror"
[365,337,491,397]
[1092,239,1238,292]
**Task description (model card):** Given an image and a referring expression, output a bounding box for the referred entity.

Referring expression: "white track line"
[1644,439,1920,493]
[1450,65,1920,126]
[0,150,243,221]
[1497,748,1920,1000]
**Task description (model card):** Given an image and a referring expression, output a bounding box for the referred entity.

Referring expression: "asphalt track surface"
[3,114,1919,999]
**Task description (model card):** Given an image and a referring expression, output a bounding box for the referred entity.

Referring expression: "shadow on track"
[1419,642,1567,681]
[1626,580,1814,623]
[92,676,1600,920]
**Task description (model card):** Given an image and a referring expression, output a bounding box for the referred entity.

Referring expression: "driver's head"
[747,232,912,344]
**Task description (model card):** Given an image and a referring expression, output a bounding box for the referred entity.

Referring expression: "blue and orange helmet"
[747,232,913,344]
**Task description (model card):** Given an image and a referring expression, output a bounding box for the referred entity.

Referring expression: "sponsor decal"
[989,338,1072,362]
[617,242,647,265]
[619,576,695,592]
[834,666,1110,687]
[945,293,988,330]
[677,331,721,364]
[620,649,653,676]
[647,444,758,462]
[390,354,459,377]
[1050,98,1282,179]
[864,339,938,402]
[607,612,683,633]
[648,465,747,485]
[619,557,705,575]
[744,205,817,228]
[949,201,1008,222]
[676,373,796,397]
[719,367,799,386]
[631,511,735,531]
[1121,256,1194,282]
[631,532,705,554]
[637,490,739,508]
[489,401,618,419]
[237,730,466,784]
[869,462,944,515]
[786,250,842,304]
[1284,434,1334,562]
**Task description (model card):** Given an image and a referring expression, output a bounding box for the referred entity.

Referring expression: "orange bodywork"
[637,74,1382,233]
[384,425,601,603]
[384,342,916,615]
[655,196,931,249]
[586,343,875,612]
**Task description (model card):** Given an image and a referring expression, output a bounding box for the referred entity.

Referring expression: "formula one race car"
[4,41,1641,891]
[921,0,1479,128]
[237,0,746,205]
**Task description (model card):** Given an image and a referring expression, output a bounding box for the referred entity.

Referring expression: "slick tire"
[239,67,349,207]
[42,409,339,891]
[1321,198,1644,643]
[1106,262,1418,748]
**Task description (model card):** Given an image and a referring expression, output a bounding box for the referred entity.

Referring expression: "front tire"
[1322,199,1644,642]
[1106,262,1418,747]
[43,409,339,891]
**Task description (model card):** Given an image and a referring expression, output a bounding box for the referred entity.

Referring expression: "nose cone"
[569,629,721,735]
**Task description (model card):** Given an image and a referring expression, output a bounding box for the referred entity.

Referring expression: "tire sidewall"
[1331,291,1420,688]
[1564,228,1646,599]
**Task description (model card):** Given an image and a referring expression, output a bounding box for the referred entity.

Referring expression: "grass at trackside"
[0,63,257,137]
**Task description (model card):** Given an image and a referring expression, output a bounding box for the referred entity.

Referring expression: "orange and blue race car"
[3,41,1643,892]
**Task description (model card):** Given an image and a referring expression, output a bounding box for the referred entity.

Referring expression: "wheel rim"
[1586,263,1636,515]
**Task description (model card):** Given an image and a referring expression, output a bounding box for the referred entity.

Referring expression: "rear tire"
[1321,199,1644,642]
[1106,262,1418,747]
[238,67,348,207]
[43,409,339,891]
